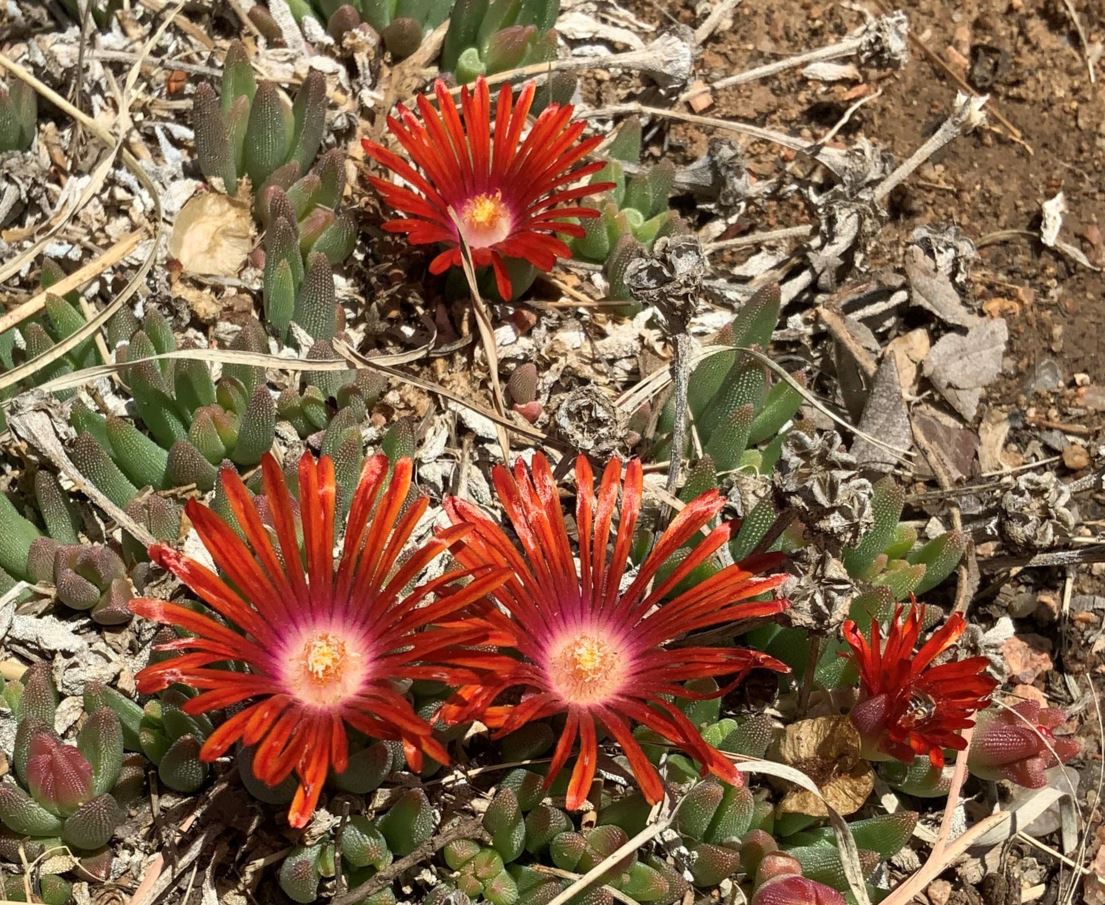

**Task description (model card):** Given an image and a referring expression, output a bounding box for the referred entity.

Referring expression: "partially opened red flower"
[843,605,998,768]
[968,701,1079,788]
[440,453,789,810]
[361,77,612,299]
[130,452,505,828]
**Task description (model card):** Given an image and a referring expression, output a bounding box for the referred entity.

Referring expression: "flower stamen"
[303,633,347,683]
[548,632,624,705]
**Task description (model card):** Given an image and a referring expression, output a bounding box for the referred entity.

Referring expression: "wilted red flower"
[843,605,998,768]
[361,77,612,300]
[968,701,1079,788]
[441,453,789,810]
[131,453,505,828]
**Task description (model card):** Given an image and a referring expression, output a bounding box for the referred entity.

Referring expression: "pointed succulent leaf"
[597,793,652,837]
[883,523,918,560]
[879,757,952,797]
[193,83,236,193]
[232,386,276,466]
[83,684,143,753]
[27,732,94,815]
[265,258,296,340]
[623,160,674,219]
[0,492,41,580]
[165,440,219,492]
[342,815,392,870]
[222,318,268,394]
[279,843,324,904]
[381,417,416,463]
[731,284,781,350]
[549,831,585,872]
[244,82,293,188]
[707,783,754,843]
[445,838,481,870]
[17,663,57,727]
[484,788,525,863]
[704,404,755,472]
[221,41,257,109]
[0,781,65,836]
[910,531,966,594]
[308,211,357,263]
[500,768,545,812]
[294,252,337,342]
[331,740,391,793]
[70,433,138,508]
[289,70,327,173]
[872,561,925,601]
[174,355,218,413]
[747,380,803,445]
[43,295,96,368]
[158,735,207,793]
[442,0,488,72]
[524,804,571,854]
[785,845,878,892]
[843,477,905,577]
[238,745,298,804]
[38,874,73,905]
[311,148,346,210]
[676,780,723,841]
[619,861,669,902]
[378,788,435,856]
[33,471,80,545]
[77,707,123,796]
[105,417,168,490]
[688,842,741,887]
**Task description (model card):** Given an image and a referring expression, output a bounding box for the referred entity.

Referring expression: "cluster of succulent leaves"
[0,79,36,153]
[572,118,683,307]
[0,665,142,902]
[273,684,919,905]
[274,0,455,58]
[0,261,104,430]
[442,0,565,88]
[193,41,354,267]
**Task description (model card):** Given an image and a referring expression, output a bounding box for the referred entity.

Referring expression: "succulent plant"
[0,79,37,153]
[277,790,433,903]
[0,665,128,860]
[0,871,74,905]
[27,542,134,625]
[69,312,276,495]
[192,41,331,205]
[271,0,454,56]
[0,260,108,428]
[571,118,684,303]
[262,205,353,342]
[442,0,565,87]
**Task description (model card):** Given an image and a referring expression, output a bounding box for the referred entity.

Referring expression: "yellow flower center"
[463,192,505,229]
[548,632,626,705]
[456,192,512,248]
[284,628,367,709]
[303,633,347,683]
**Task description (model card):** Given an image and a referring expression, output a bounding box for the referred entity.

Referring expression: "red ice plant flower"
[361,77,612,300]
[130,452,506,828]
[440,453,789,810]
[842,605,998,768]
[968,700,1079,788]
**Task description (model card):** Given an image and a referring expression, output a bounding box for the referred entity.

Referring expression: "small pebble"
[1063,443,1090,470]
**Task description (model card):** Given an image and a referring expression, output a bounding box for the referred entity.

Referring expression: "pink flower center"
[457,191,513,248]
[283,628,368,709]
[547,631,627,705]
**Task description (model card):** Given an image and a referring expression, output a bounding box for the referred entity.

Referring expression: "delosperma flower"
[361,77,613,300]
[130,452,507,828]
[440,453,789,810]
[968,701,1079,788]
[842,605,998,767]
